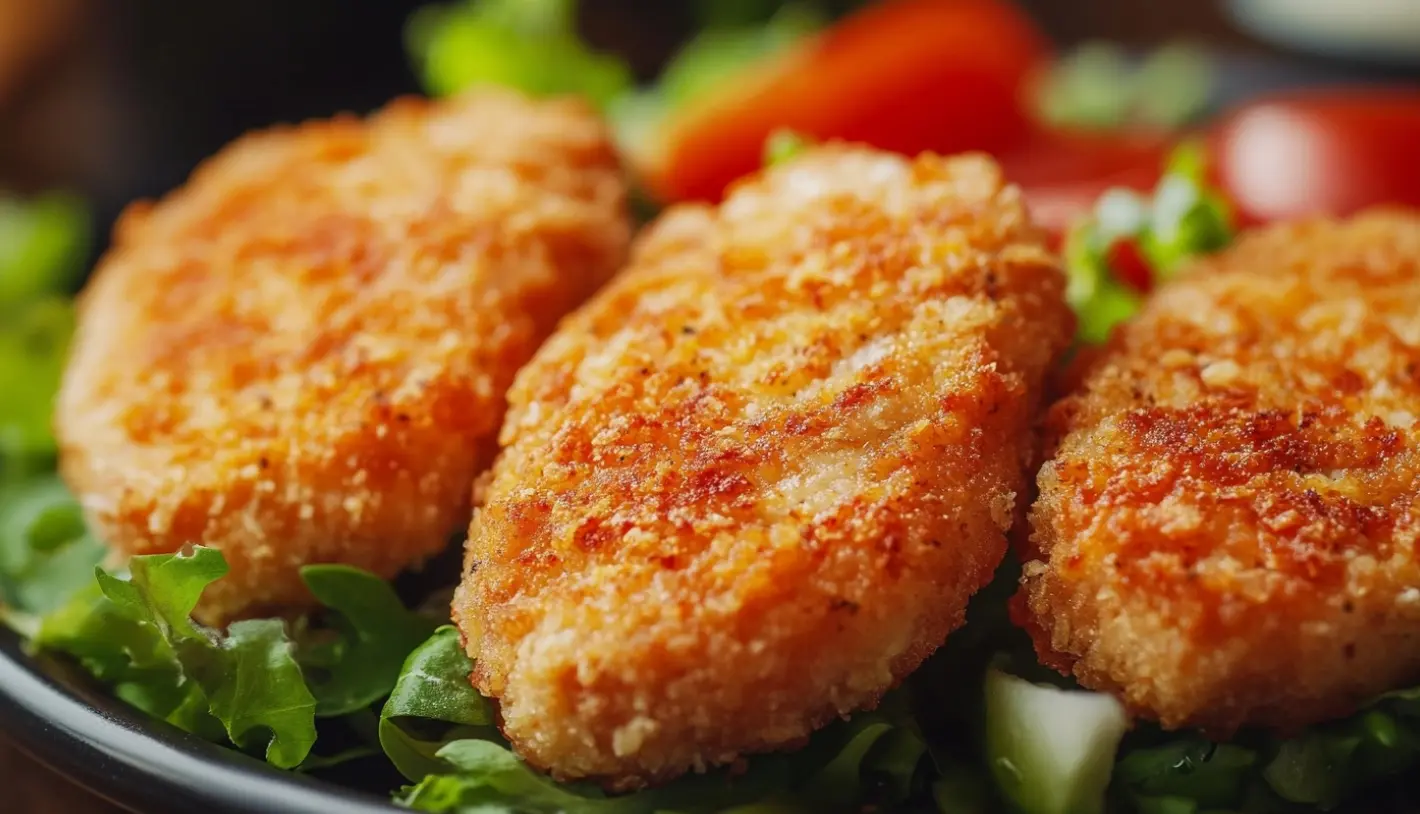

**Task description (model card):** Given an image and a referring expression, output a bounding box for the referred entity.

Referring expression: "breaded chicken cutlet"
[1023,211,1420,735]
[56,89,630,623]
[453,147,1074,788]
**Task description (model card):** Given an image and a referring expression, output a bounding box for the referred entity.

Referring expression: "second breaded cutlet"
[56,89,630,623]
[453,147,1074,788]
[1024,210,1420,735]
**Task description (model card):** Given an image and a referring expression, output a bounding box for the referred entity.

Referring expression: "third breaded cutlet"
[1024,210,1420,734]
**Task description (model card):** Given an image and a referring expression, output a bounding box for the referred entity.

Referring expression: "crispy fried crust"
[1024,211,1420,734]
[56,90,630,623]
[454,148,1073,788]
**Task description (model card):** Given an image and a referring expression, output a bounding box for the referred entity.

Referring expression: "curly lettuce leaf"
[100,548,317,766]
[212,618,321,765]
[298,564,441,717]
[36,547,317,767]
[33,543,454,772]
[37,577,217,736]
[385,627,929,813]
[399,739,653,814]
[399,737,804,813]
[407,0,631,107]
[399,712,921,814]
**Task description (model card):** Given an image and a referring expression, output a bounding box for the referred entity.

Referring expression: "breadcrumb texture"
[1024,210,1420,734]
[56,89,630,623]
[454,147,1073,788]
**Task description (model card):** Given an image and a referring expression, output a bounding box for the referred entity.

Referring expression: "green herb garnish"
[1064,141,1234,344]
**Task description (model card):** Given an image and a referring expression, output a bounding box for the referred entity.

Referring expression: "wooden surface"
[1,739,122,814]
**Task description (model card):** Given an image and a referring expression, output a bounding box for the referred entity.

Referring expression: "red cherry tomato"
[1106,236,1153,293]
[644,0,1050,203]
[998,129,1172,238]
[1210,89,1420,225]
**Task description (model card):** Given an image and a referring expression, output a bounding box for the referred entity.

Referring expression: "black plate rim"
[0,625,402,814]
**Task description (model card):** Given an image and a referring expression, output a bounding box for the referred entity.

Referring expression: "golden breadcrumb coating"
[454,147,1073,788]
[56,89,630,623]
[1023,210,1420,735]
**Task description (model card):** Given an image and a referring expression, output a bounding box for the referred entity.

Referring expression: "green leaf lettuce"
[407,0,631,108]
[39,547,317,767]
[384,628,930,813]
[299,564,441,717]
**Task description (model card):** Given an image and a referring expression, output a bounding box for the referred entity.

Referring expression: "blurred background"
[0,0,1417,262]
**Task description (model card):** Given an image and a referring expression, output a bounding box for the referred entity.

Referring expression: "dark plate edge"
[0,626,401,814]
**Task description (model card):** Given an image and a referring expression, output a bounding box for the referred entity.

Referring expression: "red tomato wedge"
[643,0,1050,202]
[1210,89,1420,225]
[999,129,1172,238]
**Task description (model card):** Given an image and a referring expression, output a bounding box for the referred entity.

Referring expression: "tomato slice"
[1210,89,1420,224]
[998,129,1172,238]
[643,0,1050,203]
